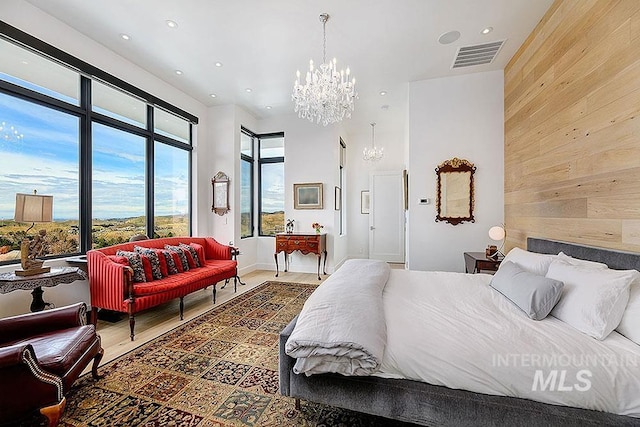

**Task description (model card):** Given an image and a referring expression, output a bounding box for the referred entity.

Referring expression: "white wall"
[0,1,208,317]
[408,70,504,272]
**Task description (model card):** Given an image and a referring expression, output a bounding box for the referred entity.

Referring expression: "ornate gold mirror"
[435,158,476,225]
[212,171,230,216]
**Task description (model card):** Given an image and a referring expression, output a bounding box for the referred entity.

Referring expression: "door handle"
[370,226,375,230]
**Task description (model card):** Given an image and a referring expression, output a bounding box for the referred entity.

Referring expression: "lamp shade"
[14,192,53,223]
[488,225,505,241]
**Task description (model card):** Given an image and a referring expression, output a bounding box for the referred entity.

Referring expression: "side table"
[222,247,245,292]
[0,267,87,312]
[464,252,502,274]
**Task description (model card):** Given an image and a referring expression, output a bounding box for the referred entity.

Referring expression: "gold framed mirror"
[435,157,476,226]
[212,171,230,216]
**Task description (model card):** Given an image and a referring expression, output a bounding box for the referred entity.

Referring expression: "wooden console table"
[275,233,327,280]
[0,267,87,312]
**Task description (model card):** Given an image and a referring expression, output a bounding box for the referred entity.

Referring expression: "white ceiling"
[24,0,553,134]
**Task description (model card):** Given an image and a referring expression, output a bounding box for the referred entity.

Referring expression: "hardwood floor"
[93,270,326,366]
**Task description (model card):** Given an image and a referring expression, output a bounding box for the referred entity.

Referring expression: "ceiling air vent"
[452,40,505,69]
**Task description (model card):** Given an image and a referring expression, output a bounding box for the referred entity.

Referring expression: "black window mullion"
[79,76,92,253]
[146,105,154,238]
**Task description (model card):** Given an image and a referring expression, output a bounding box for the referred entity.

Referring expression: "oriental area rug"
[48,281,410,427]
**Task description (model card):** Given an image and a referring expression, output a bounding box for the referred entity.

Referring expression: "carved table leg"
[274,253,279,277]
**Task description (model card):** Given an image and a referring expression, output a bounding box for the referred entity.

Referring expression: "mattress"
[375,269,640,418]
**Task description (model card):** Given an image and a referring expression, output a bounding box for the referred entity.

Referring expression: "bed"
[279,238,640,426]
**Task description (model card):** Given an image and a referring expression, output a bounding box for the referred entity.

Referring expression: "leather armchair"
[0,303,103,426]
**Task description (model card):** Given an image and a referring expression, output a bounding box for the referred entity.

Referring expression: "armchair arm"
[0,344,64,422]
[0,303,87,344]
[203,237,233,260]
[87,250,133,312]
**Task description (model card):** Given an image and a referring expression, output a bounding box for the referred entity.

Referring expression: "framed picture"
[334,186,341,211]
[294,183,323,209]
[361,190,370,214]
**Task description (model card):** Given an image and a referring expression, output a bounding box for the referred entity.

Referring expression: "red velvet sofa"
[87,237,236,340]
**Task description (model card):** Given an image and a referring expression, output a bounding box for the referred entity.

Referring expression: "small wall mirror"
[435,157,476,225]
[212,171,230,216]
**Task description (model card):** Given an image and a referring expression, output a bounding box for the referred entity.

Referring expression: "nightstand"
[464,252,502,274]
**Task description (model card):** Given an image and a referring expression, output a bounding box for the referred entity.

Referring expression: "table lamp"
[14,190,53,276]
[488,225,506,259]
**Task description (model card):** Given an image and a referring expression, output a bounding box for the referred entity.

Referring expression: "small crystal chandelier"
[292,13,357,126]
[363,122,384,161]
[0,121,24,142]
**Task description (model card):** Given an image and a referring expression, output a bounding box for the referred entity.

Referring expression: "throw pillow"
[556,252,609,269]
[139,255,154,282]
[500,247,557,276]
[151,249,169,277]
[189,242,206,265]
[180,242,201,267]
[546,261,638,340]
[134,246,164,279]
[156,249,179,274]
[116,250,146,283]
[490,261,564,320]
[616,277,640,345]
[165,245,190,271]
[107,255,129,266]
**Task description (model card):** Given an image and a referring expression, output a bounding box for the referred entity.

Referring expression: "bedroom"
[1,0,639,425]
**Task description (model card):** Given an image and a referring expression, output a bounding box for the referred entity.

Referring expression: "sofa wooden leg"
[295,398,301,411]
[129,313,135,341]
[90,307,99,325]
[212,283,217,304]
[92,347,104,379]
[179,296,184,320]
[40,397,65,427]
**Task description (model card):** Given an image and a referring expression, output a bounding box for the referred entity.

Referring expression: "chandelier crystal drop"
[0,121,24,142]
[363,122,384,161]
[292,13,357,126]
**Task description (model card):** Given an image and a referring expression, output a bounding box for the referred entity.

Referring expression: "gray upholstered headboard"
[527,238,640,271]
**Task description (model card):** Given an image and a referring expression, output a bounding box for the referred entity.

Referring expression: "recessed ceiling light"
[175,70,183,75]
[438,30,461,45]
[210,93,217,98]
[166,20,178,28]
[265,106,272,110]
[379,91,387,96]
[381,105,390,110]
[120,33,130,40]
[481,27,493,35]
[245,88,252,93]
[215,62,223,67]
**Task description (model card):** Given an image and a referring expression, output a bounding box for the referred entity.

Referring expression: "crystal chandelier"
[292,13,357,126]
[0,121,24,142]
[363,122,384,161]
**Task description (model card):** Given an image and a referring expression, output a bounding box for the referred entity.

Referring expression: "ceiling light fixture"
[166,20,178,28]
[209,94,217,98]
[363,122,383,162]
[481,27,493,35]
[215,62,223,67]
[120,33,130,40]
[379,91,387,96]
[175,70,183,75]
[292,13,357,126]
[265,106,272,110]
[245,88,252,93]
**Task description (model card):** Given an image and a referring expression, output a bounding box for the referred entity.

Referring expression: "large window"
[240,129,254,238]
[259,134,284,236]
[0,26,196,263]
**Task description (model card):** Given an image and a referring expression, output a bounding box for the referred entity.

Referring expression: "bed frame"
[279,238,640,426]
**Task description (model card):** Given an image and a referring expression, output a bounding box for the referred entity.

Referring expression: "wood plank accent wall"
[504,0,640,252]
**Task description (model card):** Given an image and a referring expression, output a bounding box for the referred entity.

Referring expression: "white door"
[369,170,405,263]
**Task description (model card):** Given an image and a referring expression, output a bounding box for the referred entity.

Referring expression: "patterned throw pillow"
[116,250,146,282]
[151,249,169,277]
[155,249,179,275]
[134,246,164,279]
[165,245,190,272]
[180,243,201,268]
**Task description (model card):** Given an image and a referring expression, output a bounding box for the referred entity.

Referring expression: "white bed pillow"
[546,261,638,340]
[556,251,609,269]
[500,247,556,276]
[616,277,640,345]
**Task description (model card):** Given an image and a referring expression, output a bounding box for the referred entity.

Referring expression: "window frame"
[240,127,255,239]
[0,23,195,263]
[257,132,285,237]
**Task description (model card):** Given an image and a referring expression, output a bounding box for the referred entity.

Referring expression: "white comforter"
[377,269,640,418]
[285,259,390,376]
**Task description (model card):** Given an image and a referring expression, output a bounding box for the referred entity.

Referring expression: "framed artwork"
[294,182,323,209]
[334,186,341,211]
[361,190,370,214]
